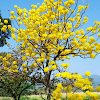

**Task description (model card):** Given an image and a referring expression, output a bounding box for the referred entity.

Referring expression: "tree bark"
[18,94,21,100]
[14,98,17,100]
[47,88,51,100]
[13,95,17,100]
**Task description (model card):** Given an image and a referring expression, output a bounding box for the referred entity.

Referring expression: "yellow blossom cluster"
[52,83,63,100]
[67,93,86,100]
[85,91,99,100]
[96,86,100,91]
[61,63,69,69]
[0,54,19,73]
[54,71,98,99]
[44,64,57,72]
[64,86,72,92]
[1,0,99,62]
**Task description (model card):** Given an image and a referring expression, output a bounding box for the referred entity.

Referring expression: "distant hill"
[82,75,100,86]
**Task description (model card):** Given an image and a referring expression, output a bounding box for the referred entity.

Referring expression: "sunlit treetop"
[0,0,100,74]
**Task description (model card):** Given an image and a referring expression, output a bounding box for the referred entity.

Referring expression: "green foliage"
[0,14,11,47]
[0,81,35,96]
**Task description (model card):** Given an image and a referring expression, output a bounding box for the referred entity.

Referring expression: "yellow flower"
[90,54,95,58]
[12,65,18,69]
[13,61,17,64]
[0,56,3,59]
[17,17,21,21]
[85,71,91,76]
[96,86,100,91]
[48,61,55,65]
[70,32,74,36]
[76,35,79,38]
[84,17,88,20]
[85,43,89,47]
[64,1,70,8]
[97,33,100,37]
[57,83,63,89]
[71,10,74,13]
[75,30,80,34]
[14,70,18,72]
[64,87,67,91]
[3,57,6,61]
[50,65,57,70]
[89,86,94,92]
[22,56,27,61]
[85,5,89,9]
[76,13,80,16]
[67,93,72,99]
[44,0,47,3]
[11,34,16,40]
[37,3,39,5]
[56,73,61,77]
[22,64,26,67]
[44,67,49,72]
[10,11,14,15]
[4,67,8,70]
[4,20,8,24]
[6,54,11,58]
[52,65,57,69]
[77,97,83,100]
[85,91,91,96]
[63,34,70,40]
[26,53,30,56]
[81,94,86,99]
[79,46,83,50]
[8,25,11,29]
[31,53,35,57]
[23,68,27,72]
[19,22,22,25]
[61,63,69,69]
[35,21,40,25]
[14,5,17,9]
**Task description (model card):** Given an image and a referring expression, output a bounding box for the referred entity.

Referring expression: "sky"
[0,0,100,76]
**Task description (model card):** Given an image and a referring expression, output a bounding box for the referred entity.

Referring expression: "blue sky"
[0,0,100,76]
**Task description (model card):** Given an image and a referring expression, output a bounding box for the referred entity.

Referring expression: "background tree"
[0,51,37,100]
[0,10,11,47]
[89,77,95,85]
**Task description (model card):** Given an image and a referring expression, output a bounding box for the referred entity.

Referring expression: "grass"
[0,97,13,100]
[0,94,100,100]
[0,96,91,100]
[0,95,46,100]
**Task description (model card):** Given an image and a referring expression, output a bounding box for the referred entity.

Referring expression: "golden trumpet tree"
[0,0,100,100]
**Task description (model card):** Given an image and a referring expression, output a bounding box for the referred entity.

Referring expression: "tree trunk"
[13,93,21,100]
[12,93,17,100]
[13,96,17,100]
[18,94,21,100]
[47,88,51,100]
[14,98,17,100]
[46,70,52,100]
